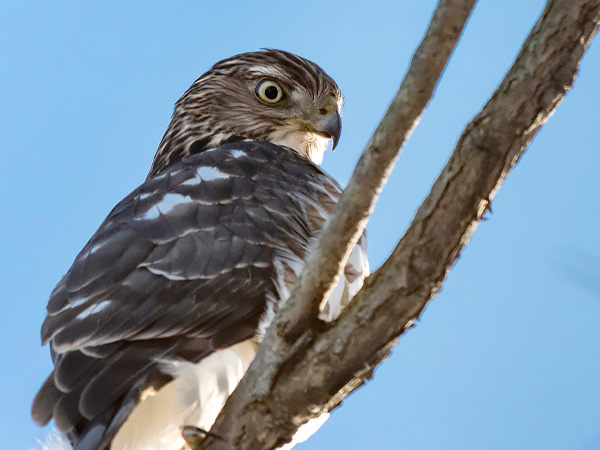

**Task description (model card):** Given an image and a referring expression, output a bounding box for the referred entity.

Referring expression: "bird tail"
[37,430,72,450]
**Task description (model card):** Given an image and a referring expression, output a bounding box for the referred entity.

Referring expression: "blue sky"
[1,1,599,449]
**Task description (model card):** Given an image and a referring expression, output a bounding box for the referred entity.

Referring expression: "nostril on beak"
[319,107,329,116]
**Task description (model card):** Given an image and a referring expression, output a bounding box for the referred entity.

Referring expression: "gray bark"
[192,0,600,449]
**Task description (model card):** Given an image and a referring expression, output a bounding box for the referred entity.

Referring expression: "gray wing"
[32,141,343,449]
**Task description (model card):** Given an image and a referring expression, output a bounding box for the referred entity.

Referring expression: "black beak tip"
[332,132,340,150]
[328,112,342,151]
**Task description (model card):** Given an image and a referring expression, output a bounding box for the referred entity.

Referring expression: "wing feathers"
[33,142,354,446]
[31,374,63,426]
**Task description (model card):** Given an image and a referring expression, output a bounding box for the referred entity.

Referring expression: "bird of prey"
[32,50,369,450]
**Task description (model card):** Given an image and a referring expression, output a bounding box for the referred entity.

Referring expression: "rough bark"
[194,0,600,449]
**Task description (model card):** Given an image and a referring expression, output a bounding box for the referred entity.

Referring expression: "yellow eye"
[256,80,284,103]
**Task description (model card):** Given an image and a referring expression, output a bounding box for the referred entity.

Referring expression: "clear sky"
[1,1,599,449]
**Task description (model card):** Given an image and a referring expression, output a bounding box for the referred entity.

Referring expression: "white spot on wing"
[183,167,229,185]
[197,167,228,181]
[76,300,111,320]
[96,300,112,312]
[152,172,169,181]
[229,149,246,158]
[138,193,192,220]
[142,207,160,220]
[145,266,188,281]
[160,193,190,213]
[89,239,109,255]
[182,177,202,186]
[69,298,89,309]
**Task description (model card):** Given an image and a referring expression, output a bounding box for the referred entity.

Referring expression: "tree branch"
[281,0,478,341]
[195,0,600,449]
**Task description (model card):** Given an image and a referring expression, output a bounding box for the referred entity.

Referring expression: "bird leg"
[181,425,229,449]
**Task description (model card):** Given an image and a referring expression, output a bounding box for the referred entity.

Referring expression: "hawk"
[32,50,369,450]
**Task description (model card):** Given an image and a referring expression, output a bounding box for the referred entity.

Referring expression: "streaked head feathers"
[149,49,343,178]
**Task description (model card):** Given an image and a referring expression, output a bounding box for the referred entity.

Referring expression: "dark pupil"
[264,85,279,100]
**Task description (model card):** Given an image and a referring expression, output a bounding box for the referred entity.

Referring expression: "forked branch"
[195,0,600,449]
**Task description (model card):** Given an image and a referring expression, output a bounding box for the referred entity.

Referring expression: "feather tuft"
[37,429,72,450]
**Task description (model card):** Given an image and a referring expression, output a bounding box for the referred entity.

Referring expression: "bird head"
[148,50,343,178]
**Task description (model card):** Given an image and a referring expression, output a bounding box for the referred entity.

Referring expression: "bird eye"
[256,80,284,103]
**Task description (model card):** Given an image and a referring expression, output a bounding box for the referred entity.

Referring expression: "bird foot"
[182,426,228,449]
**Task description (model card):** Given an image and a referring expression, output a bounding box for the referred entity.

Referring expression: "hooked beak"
[310,110,342,150]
